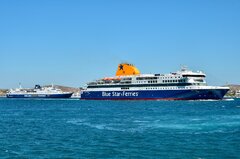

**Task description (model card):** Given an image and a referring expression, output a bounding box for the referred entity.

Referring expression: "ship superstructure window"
[120,77,132,84]
[88,82,97,85]
[120,81,131,84]
[136,77,158,80]
[121,77,132,81]
[148,80,157,83]
[194,79,204,82]
[182,75,205,78]
[162,79,186,83]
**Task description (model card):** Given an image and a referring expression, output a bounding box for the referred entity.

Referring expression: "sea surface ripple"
[0,98,239,159]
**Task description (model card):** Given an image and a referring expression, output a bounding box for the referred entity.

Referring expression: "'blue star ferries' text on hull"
[80,63,229,100]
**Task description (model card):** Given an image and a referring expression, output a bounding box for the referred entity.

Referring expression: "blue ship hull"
[6,93,73,98]
[80,89,229,100]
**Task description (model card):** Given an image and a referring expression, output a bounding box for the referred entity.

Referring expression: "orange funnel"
[116,63,140,76]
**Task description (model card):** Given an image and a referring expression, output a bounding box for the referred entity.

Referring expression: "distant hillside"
[45,85,80,93]
[223,84,240,96]
[0,89,8,96]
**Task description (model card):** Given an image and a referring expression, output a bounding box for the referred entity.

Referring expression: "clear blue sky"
[0,0,240,88]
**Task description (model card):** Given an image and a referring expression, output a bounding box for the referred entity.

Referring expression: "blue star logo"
[119,64,124,70]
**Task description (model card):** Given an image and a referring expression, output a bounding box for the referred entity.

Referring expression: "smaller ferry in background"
[7,84,73,98]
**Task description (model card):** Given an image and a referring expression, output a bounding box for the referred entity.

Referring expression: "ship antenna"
[19,82,22,89]
[180,65,188,72]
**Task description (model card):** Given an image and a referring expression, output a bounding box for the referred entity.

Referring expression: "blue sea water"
[0,98,239,159]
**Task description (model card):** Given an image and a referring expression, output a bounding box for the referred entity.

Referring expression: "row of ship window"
[163,79,186,83]
[135,76,181,80]
[145,87,190,90]
[120,87,196,90]
[135,79,186,84]
[111,76,188,83]
[123,75,205,81]
[121,76,183,81]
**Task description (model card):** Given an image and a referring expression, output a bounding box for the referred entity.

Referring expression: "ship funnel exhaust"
[116,63,140,76]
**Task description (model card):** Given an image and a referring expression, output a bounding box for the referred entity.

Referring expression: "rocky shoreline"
[0,89,7,96]
[224,84,240,97]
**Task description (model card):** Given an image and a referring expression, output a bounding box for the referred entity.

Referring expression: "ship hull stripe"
[80,89,229,100]
[6,93,73,98]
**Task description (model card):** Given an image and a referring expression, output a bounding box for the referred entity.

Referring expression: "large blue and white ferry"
[80,63,229,100]
[7,85,73,98]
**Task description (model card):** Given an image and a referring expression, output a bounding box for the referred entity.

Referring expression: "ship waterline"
[6,93,73,98]
[81,87,228,100]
